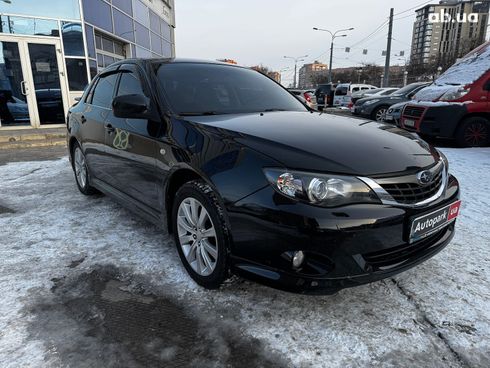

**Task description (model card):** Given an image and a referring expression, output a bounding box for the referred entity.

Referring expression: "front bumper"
[400,104,467,138]
[227,175,459,294]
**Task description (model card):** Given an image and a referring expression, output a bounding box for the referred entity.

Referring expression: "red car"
[400,41,490,147]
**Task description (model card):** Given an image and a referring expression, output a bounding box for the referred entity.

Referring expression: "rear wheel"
[456,117,490,147]
[72,143,97,195]
[172,180,231,289]
[372,106,389,122]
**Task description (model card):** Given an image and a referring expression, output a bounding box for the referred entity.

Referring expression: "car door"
[81,68,120,183]
[103,64,161,210]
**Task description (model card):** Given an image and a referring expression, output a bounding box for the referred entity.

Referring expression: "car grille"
[362,227,448,270]
[403,105,425,118]
[379,168,443,204]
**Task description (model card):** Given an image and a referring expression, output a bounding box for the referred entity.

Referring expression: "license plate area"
[404,119,415,127]
[409,200,461,243]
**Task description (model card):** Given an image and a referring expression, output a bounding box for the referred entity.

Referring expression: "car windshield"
[155,62,306,115]
[335,86,348,96]
[392,84,420,96]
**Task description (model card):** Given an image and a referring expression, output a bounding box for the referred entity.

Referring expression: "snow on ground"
[0,148,489,367]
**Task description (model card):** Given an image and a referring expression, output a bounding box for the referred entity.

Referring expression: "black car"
[314,83,335,110]
[67,59,461,294]
[353,82,429,122]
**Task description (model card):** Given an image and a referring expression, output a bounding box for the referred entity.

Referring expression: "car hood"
[184,111,440,176]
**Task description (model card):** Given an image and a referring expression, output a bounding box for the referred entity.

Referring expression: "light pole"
[283,55,308,88]
[313,27,354,83]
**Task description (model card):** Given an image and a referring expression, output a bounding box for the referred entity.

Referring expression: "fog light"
[292,251,305,268]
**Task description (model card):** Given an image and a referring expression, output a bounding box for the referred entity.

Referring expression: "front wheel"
[455,117,489,147]
[172,180,231,289]
[372,106,388,122]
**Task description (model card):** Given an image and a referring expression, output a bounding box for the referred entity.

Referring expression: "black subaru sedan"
[67,59,461,294]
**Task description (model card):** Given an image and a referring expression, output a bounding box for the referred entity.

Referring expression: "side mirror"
[112,94,150,119]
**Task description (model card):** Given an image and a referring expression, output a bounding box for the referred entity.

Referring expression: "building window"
[83,0,113,33]
[132,0,149,25]
[113,0,133,16]
[66,58,88,91]
[0,16,59,37]
[113,8,135,42]
[95,32,126,70]
[134,21,151,50]
[0,0,80,20]
[85,24,96,59]
[61,22,84,57]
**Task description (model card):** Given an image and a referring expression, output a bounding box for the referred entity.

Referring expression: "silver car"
[288,89,318,110]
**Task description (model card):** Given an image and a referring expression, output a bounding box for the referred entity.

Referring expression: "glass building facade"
[0,0,175,129]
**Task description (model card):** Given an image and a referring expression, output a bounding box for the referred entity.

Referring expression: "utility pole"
[283,55,308,88]
[383,8,394,87]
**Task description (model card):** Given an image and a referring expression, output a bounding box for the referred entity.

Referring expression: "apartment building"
[410,0,489,65]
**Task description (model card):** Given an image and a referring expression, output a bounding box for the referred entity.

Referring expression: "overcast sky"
[174,1,486,86]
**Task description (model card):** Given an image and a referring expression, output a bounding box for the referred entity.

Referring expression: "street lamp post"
[313,27,354,83]
[283,55,308,88]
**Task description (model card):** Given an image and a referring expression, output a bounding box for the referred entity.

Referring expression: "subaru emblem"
[417,170,432,185]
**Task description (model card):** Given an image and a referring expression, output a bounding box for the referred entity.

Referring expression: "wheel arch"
[165,168,204,233]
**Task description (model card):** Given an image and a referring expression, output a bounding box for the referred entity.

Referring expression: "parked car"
[68,59,460,294]
[314,83,335,110]
[383,101,409,125]
[288,89,318,110]
[350,88,399,110]
[353,82,430,121]
[333,83,377,107]
[400,41,490,147]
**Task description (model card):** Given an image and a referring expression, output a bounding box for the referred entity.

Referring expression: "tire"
[172,180,231,289]
[455,117,490,148]
[372,106,389,122]
[71,142,97,195]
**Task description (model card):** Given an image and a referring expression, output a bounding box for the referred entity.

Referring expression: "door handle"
[20,81,27,96]
[81,115,87,124]
[105,123,115,133]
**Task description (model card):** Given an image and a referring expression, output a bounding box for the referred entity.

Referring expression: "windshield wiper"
[178,111,220,116]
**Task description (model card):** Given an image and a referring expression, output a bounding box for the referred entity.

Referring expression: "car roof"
[109,57,245,69]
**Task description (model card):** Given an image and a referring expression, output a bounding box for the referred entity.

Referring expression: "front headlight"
[439,87,469,101]
[364,99,380,105]
[263,169,380,207]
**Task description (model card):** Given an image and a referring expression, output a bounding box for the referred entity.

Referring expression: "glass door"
[0,39,31,127]
[0,35,69,128]
[26,42,66,125]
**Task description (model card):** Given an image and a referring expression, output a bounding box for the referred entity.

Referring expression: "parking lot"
[0,146,489,368]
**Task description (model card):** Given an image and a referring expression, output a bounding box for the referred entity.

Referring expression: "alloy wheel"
[464,122,488,146]
[375,108,387,122]
[177,197,218,276]
[74,147,87,189]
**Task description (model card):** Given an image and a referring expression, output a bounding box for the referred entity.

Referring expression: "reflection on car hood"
[185,111,439,176]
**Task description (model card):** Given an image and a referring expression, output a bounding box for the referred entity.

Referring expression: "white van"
[333,83,378,107]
